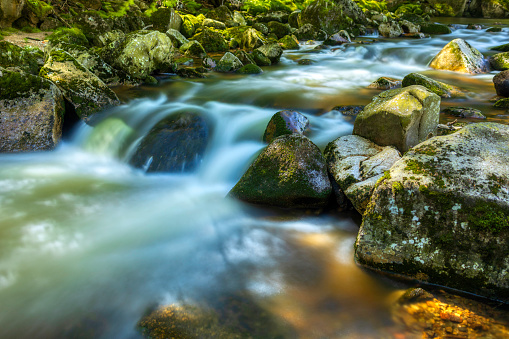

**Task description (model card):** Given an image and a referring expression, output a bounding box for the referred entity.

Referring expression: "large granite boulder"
[40,49,119,120]
[402,73,466,98]
[0,0,24,28]
[355,122,509,302]
[102,30,175,81]
[129,112,210,173]
[299,0,367,35]
[325,135,401,214]
[353,85,440,153]
[263,110,310,143]
[429,38,489,74]
[0,68,64,152]
[229,134,332,209]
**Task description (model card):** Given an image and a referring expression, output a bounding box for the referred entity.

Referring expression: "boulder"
[253,22,269,35]
[355,122,509,302]
[215,52,243,72]
[40,17,62,30]
[240,28,264,50]
[253,50,272,66]
[419,23,451,35]
[489,52,509,71]
[323,32,349,46]
[180,40,207,59]
[102,30,175,81]
[494,97,509,108]
[299,0,366,35]
[0,41,39,75]
[482,0,509,18]
[267,21,292,39]
[278,35,299,50]
[325,135,401,213]
[353,85,440,153]
[129,112,210,173]
[47,27,89,47]
[96,30,125,48]
[368,77,401,90]
[166,28,189,48]
[40,50,120,120]
[0,0,24,28]
[206,5,233,22]
[22,0,53,27]
[429,38,488,74]
[487,27,503,32]
[0,68,64,152]
[181,14,205,38]
[491,43,509,52]
[288,10,300,28]
[263,110,310,143]
[295,23,326,40]
[234,50,255,65]
[229,134,332,209]
[203,18,226,30]
[150,8,182,32]
[378,21,403,38]
[400,20,420,34]
[255,43,283,64]
[402,73,466,98]
[236,64,263,74]
[233,11,246,26]
[192,28,228,53]
[493,70,509,97]
[50,42,121,85]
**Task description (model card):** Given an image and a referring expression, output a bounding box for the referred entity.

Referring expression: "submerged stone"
[229,134,331,209]
[129,112,210,173]
[442,106,486,119]
[355,122,509,303]
[402,73,466,98]
[368,77,401,90]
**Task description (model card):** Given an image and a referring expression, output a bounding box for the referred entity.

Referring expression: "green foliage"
[354,0,387,13]
[395,3,423,16]
[47,27,89,46]
[26,0,54,18]
[241,0,300,14]
[434,3,455,16]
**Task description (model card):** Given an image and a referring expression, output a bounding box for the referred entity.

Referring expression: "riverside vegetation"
[2,0,509,338]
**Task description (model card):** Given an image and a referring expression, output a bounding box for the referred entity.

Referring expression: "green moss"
[47,27,89,47]
[236,64,263,74]
[468,201,509,234]
[26,0,54,19]
[0,68,51,100]
[392,181,404,194]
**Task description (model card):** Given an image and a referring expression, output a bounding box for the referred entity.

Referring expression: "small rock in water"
[368,77,402,90]
[467,24,482,30]
[330,105,364,116]
[493,70,509,97]
[487,27,503,32]
[442,107,485,119]
[297,59,314,65]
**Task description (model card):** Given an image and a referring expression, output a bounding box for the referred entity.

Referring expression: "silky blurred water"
[0,23,508,338]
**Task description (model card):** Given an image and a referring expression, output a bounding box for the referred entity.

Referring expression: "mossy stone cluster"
[0,41,39,75]
[299,0,367,35]
[229,134,332,209]
[355,122,509,303]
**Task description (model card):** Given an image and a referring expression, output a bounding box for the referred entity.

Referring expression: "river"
[0,21,508,338]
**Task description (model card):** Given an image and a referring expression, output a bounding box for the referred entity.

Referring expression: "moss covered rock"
[180,40,207,58]
[355,122,509,302]
[47,27,89,47]
[255,43,283,64]
[402,72,466,98]
[0,68,64,152]
[240,27,264,50]
[207,5,233,22]
[278,34,299,49]
[166,28,189,48]
[482,0,509,18]
[40,49,119,120]
[129,112,210,173]
[353,85,440,153]
[429,38,488,74]
[420,23,451,35]
[442,106,485,119]
[295,23,326,40]
[102,30,175,81]
[192,27,228,53]
[150,7,182,32]
[229,134,332,209]
[378,21,403,38]
[236,64,262,74]
[491,43,509,52]
[215,52,243,72]
[23,0,53,26]
[263,110,309,143]
[489,52,509,71]
[267,21,292,39]
[325,135,401,213]
[0,41,39,75]
[299,0,366,35]
[234,50,255,65]
[181,14,205,38]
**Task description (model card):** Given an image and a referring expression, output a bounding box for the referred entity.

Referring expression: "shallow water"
[1,22,509,338]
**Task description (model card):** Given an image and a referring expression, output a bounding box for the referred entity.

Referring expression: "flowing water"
[1,23,509,338]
